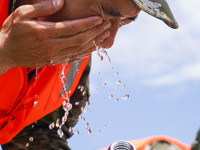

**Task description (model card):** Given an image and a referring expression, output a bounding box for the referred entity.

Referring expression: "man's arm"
[0,0,111,75]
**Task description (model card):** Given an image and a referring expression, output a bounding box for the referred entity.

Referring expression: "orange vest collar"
[0,0,9,27]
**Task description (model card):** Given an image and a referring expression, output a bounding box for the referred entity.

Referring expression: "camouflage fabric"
[2,58,91,150]
[191,129,200,150]
[131,0,178,29]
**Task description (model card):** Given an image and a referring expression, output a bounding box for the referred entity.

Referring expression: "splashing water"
[75,130,80,135]
[122,82,125,89]
[82,91,86,96]
[86,122,89,127]
[86,101,90,106]
[56,119,60,128]
[115,98,119,102]
[49,122,55,130]
[97,130,101,134]
[75,102,80,105]
[69,127,73,133]
[109,94,114,99]
[86,128,92,135]
[25,143,29,147]
[121,94,130,100]
[63,101,72,112]
[57,128,64,138]
[115,80,121,85]
[33,100,38,107]
[115,72,119,75]
[29,137,34,142]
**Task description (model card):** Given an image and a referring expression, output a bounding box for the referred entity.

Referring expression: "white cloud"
[145,62,200,86]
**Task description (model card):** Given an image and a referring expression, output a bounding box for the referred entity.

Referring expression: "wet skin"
[18,0,141,48]
[0,0,141,75]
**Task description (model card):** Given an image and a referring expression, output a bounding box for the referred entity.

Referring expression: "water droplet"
[75,102,80,105]
[115,98,119,102]
[50,60,54,65]
[124,94,130,100]
[121,94,129,100]
[64,111,69,117]
[109,94,113,99]
[56,119,60,128]
[86,101,90,106]
[80,86,84,92]
[29,137,33,142]
[34,101,38,107]
[63,101,72,111]
[49,122,55,130]
[82,91,86,96]
[78,85,81,89]
[115,72,119,75]
[81,107,84,112]
[86,128,92,135]
[69,127,73,133]
[100,55,103,60]
[102,82,107,86]
[80,116,85,122]
[62,115,67,124]
[67,103,72,111]
[75,130,80,135]
[25,143,29,147]
[97,130,101,134]
[115,80,121,84]
[57,128,64,138]
[122,83,125,88]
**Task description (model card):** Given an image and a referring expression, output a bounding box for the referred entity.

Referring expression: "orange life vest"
[0,1,90,144]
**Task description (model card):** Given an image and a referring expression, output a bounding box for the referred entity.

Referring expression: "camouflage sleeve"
[191,129,200,150]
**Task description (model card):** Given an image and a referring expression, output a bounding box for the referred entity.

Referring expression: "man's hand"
[0,0,111,75]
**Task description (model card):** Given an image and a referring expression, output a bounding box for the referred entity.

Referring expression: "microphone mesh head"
[109,140,136,150]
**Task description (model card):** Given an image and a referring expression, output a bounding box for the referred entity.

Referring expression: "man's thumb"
[21,0,64,19]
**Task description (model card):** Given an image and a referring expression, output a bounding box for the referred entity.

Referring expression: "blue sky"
[1,0,200,150]
[69,0,200,149]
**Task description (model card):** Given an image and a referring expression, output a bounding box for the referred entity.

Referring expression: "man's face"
[21,0,141,48]
[54,0,141,48]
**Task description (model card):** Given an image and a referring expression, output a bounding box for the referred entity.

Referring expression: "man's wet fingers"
[60,21,111,47]
[17,0,64,19]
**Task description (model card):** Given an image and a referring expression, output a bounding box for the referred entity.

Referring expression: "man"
[0,0,179,149]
